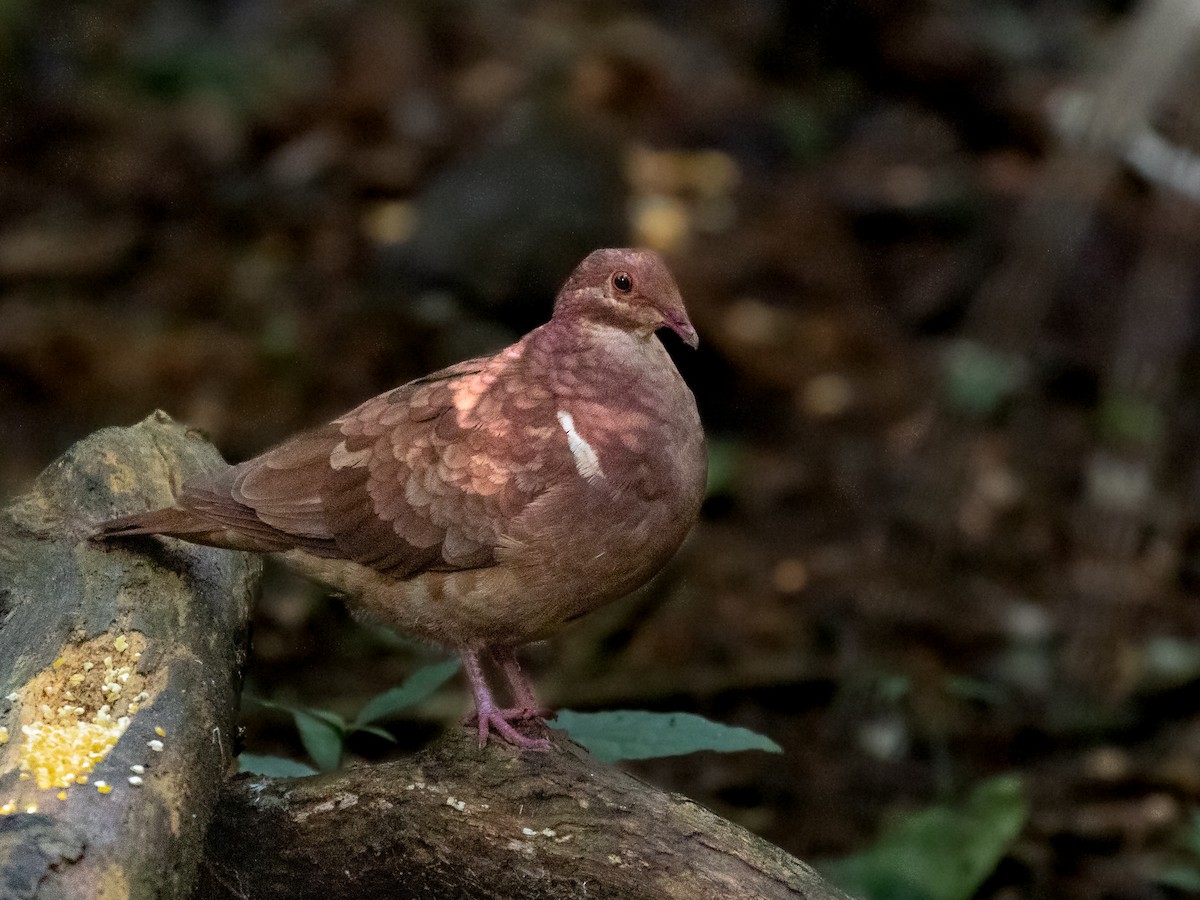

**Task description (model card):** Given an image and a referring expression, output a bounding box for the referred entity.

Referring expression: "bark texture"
[197,729,848,900]
[0,412,259,900]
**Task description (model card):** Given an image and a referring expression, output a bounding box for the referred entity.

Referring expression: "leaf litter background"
[5,1,1200,897]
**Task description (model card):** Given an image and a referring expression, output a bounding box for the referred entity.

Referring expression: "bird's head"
[554,248,698,349]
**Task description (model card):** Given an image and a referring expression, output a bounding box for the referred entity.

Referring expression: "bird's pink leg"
[460,649,550,751]
[489,647,553,721]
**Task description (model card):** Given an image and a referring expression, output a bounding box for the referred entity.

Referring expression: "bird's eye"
[612,271,633,293]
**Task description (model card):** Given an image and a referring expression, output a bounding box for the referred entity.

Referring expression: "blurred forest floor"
[5,2,1200,897]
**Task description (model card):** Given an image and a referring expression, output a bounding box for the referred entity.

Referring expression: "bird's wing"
[177,354,570,577]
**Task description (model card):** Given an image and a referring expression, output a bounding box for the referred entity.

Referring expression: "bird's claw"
[469,709,550,751]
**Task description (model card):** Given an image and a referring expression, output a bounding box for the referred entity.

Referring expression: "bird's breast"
[498,368,706,610]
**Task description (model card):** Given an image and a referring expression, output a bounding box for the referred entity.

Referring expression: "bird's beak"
[666,315,699,349]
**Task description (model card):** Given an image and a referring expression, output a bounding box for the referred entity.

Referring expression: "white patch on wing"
[329,440,372,470]
[556,410,605,482]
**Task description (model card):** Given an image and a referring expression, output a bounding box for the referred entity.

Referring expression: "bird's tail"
[93,507,224,542]
[92,504,295,554]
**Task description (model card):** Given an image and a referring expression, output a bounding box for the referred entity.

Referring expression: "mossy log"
[0,416,847,900]
[0,412,259,899]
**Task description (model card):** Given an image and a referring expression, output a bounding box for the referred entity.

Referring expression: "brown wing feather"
[167,352,570,579]
[172,435,342,555]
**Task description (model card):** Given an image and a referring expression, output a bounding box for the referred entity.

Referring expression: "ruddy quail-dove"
[94,248,707,750]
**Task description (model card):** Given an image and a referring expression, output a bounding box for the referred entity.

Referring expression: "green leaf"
[875,674,911,704]
[704,440,743,498]
[237,753,318,778]
[1157,866,1200,892]
[1141,637,1200,692]
[306,708,349,730]
[821,774,1028,900]
[553,710,782,763]
[1181,809,1200,856]
[353,724,399,743]
[941,340,1027,420]
[353,658,461,727]
[249,696,346,732]
[294,709,345,772]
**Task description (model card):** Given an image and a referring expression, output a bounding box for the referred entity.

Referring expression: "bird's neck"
[539,314,658,361]
[531,316,681,404]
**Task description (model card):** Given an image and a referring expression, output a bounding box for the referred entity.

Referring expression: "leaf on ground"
[353,658,461,727]
[237,753,318,778]
[553,709,782,762]
[821,774,1028,900]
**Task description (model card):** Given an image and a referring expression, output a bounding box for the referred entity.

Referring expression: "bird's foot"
[468,706,551,751]
[460,648,551,751]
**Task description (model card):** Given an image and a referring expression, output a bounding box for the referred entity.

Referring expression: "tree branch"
[197,729,848,900]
